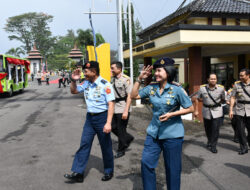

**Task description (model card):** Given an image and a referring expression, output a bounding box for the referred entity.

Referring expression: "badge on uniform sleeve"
[106,87,111,94]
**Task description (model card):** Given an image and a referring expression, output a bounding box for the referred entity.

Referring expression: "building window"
[208,17,212,25]
[236,18,240,26]
[211,62,234,90]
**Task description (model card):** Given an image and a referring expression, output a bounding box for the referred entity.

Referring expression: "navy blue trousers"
[71,112,114,174]
[141,135,183,190]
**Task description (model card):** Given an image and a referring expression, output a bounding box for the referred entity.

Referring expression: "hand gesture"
[122,111,128,120]
[159,112,173,122]
[194,111,199,118]
[71,69,81,80]
[138,65,153,80]
[229,110,233,119]
[103,123,112,134]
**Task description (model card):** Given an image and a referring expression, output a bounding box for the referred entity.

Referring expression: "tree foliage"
[4,12,56,56]
[5,47,25,57]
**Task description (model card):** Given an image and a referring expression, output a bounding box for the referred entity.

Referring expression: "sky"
[0,0,188,55]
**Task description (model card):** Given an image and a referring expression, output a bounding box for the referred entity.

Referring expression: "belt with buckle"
[238,100,250,104]
[88,111,107,116]
[203,104,221,108]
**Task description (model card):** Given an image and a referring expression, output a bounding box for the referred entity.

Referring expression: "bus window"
[0,56,4,72]
[18,66,22,82]
[11,66,16,83]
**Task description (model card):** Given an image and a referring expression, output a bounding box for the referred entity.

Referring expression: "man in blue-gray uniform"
[64,61,115,183]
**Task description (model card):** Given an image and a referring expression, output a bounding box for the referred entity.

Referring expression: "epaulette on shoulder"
[218,84,224,88]
[101,79,107,84]
[235,81,240,84]
[200,84,206,87]
[122,74,130,79]
[171,81,181,87]
[228,89,232,93]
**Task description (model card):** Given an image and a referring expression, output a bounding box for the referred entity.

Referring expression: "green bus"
[0,54,30,97]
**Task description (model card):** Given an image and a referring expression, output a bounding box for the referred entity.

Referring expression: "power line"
[151,0,169,24]
[131,0,147,28]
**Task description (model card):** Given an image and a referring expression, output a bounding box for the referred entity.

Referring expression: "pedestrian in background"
[36,71,42,85]
[64,61,115,183]
[110,61,134,159]
[45,71,50,85]
[31,73,34,81]
[58,71,65,88]
[194,74,225,153]
[131,57,194,190]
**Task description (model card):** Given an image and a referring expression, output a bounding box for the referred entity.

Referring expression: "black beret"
[83,61,99,70]
[153,57,175,69]
[153,57,176,82]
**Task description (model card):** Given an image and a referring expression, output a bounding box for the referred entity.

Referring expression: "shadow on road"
[225,163,250,178]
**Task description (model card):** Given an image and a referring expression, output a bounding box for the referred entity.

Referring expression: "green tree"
[122,5,127,43]
[126,3,137,43]
[5,47,25,57]
[4,12,55,56]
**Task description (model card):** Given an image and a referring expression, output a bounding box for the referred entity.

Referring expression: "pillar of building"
[188,46,203,121]
[184,58,189,83]
[202,57,211,83]
[144,57,153,86]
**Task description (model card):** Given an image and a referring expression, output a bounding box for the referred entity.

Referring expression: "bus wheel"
[7,87,13,97]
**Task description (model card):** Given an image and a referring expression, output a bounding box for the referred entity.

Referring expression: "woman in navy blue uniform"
[131,57,194,190]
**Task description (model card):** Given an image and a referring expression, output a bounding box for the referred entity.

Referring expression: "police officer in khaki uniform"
[229,68,250,155]
[110,61,134,158]
[195,74,225,153]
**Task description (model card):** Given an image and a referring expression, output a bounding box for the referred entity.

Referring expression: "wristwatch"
[136,77,142,83]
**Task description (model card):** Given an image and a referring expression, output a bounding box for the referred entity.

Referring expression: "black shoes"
[64,172,84,183]
[114,151,125,159]
[101,173,113,181]
[206,143,212,150]
[238,149,248,155]
[232,138,239,143]
[211,147,218,154]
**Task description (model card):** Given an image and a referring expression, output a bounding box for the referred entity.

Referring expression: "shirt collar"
[93,76,102,86]
[164,82,171,90]
[206,84,217,90]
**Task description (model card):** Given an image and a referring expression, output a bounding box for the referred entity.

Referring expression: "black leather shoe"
[206,144,212,149]
[64,172,84,183]
[126,136,134,149]
[101,173,113,181]
[238,149,248,155]
[211,147,218,153]
[232,138,239,143]
[114,151,125,159]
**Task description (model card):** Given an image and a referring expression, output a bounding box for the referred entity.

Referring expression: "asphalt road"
[0,79,249,190]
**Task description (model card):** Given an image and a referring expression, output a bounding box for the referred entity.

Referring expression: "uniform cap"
[153,57,175,69]
[83,61,99,70]
[153,57,176,82]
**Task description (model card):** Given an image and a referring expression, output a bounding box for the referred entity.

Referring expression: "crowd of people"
[31,58,249,190]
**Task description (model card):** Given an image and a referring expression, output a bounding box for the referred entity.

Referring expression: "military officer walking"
[110,61,134,158]
[229,68,250,155]
[195,74,225,153]
[64,61,115,182]
[131,58,194,190]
